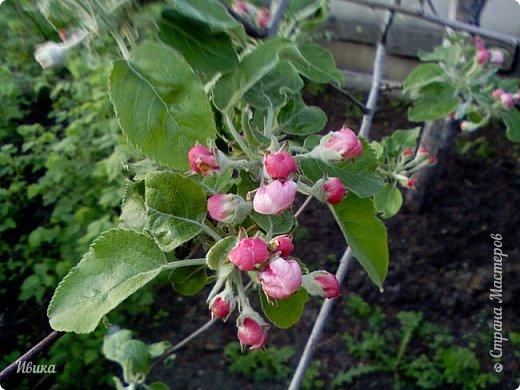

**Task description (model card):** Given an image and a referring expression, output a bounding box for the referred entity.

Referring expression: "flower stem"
[163,258,207,270]
[224,112,257,160]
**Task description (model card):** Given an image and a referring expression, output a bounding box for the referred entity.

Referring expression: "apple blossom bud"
[417,147,429,155]
[232,0,249,15]
[474,36,485,51]
[258,258,302,299]
[492,89,504,99]
[264,151,297,179]
[314,272,341,299]
[301,271,340,299]
[34,41,70,69]
[256,8,270,28]
[402,149,414,157]
[324,128,363,160]
[406,178,417,189]
[477,49,490,64]
[188,146,219,176]
[500,93,514,109]
[210,295,236,320]
[490,50,504,65]
[253,180,297,215]
[207,194,251,224]
[269,235,294,257]
[228,237,269,271]
[237,317,267,350]
[428,156,438,165]
[322,177,346,205]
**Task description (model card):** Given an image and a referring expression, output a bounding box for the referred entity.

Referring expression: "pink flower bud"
[314,272,340,299]
[258,258,302,299]
[428,156,438,165]
[492,89,504,99]
[417,147,429,155]
[500,93,515,109]
[232,0,249,15]
[210,296,232,319]
[402,149,414,156]
[207,194,250,224]
[406,178,417,189]
[188,146,219,176]
[460,121,471,131]
[477,49,490,64]
[322,177,346,205]
[264,152,297,179]
[228,237,269,271]
[324,128,363,160]
[256,8,270,28]
[269,235,294,257]
[474,36,485,51]
[490,50,504,65]
[237,317,267,350]
[253,180,297,215]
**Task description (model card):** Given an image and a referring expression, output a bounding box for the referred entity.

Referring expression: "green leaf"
[171,0,245,41]
[213,38,293,111]
[250,211,295,237]
[500,109,520,143]
[403,63,445,92]
[380,128,421,158]
[109,44,216,170]
[145,172,207,252]
[206,236,237,270]
[170,265,207,296]
[260,288,308,329]
[330,194,388,289]
[418,45,461,66]
[103,329,151,378]
[286,0,327,22]
[199,168,237,195]
[299,142,384,198]
[48,229,167,333]
[158,9,239,76]
[408,82,461,122]
[278,96,327,135]
[244,62,304,109]
[291,44,344,86]
[374,183,403,219]
[120,180,146,231]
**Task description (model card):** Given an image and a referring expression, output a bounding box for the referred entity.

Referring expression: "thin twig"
[359,8,395,138]
[339,0,520,46]
[0,331,65,382]
[294,195,313,219]
[330,84,372,114]
[288,247,354,390]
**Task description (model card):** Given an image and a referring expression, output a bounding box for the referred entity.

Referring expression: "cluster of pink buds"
[491,89,518,110]
[474,36,504,65]
[392,147,436,189]
[232,1,270,29]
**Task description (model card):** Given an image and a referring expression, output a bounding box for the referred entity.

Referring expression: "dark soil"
[146,86,520,389]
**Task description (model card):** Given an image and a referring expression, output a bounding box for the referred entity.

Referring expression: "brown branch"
[0,331,65,382]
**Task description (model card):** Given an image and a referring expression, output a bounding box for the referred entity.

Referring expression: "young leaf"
[330,194,388,289]
[286,0,327,23]
[158,9,239,76]
[403,63,445,92]
[109,44,216,170]
[103,329,151,378]
[260,288,308,329]
[48,229,167,333]
[380,128,421,158]
[213,38,293,111]
[250,211,296,237]
[374,183,403,219]
[278,96,327,136]
[500,109,520,143]
[408,82,461,122]
[145,172,207,252]
[206,236,237,270]
[170,265,207,296]
[291,44,344,87]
